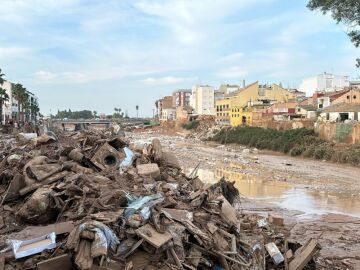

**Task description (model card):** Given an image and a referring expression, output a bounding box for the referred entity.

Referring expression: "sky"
[0,0,359,117]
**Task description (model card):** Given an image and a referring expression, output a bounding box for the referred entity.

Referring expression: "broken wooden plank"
[37,254,72,270]
[135,224,172,249]
[5,221,74,241]
[289,239,320,270]
[19,170,69,196]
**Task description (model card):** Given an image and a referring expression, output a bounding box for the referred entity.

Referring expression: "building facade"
[160,108,176,122]
[299,72,350,96]
[215,81,296,127]
[1,81,39,125]
[172,89,191,108]
[190,85,215,115]
[155,96,173,119]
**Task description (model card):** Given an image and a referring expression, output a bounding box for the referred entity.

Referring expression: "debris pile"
[0,130,320,269]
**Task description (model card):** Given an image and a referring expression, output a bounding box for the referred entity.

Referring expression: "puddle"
[189,163,360,218]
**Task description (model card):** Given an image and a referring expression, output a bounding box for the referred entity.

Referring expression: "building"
[160,108,176,122]
[215,98,231,125]
[288,89,306,101]
[316,90,350,109]
[296,105,317,119]
[215,81,296,126]
[190,85,215,115]
[332,89,360,105]
[218,84,241,95]
[176,106,193,122]
[155,96,173,119]
[172,89,191,108]
[266,102,299,121]
[231,101,269,126]
[320,103,360,122]
[1,81,39,124]
[350,80,360,89]
[299,72,350,96]
[1,80,15,124]
[215,84,242,103]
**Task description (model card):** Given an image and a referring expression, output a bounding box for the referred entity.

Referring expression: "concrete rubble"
[0,130,320,270]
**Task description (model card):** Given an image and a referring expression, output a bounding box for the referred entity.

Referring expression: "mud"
[129,131,360,269]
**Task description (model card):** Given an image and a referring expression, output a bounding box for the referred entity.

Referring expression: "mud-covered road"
[129,131,360,269]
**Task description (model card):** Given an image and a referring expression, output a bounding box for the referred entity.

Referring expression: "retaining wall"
[315,123,360,144]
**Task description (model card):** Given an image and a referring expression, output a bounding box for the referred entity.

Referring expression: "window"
[354,95,357,100]
[347,95,350,99]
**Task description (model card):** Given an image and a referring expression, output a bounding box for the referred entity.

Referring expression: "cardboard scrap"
[136,224,172,249]
[162,208,193,222]
[37,254,72,270]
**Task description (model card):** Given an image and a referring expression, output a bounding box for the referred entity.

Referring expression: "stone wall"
[315,123,360,144]
[252,120,315,130]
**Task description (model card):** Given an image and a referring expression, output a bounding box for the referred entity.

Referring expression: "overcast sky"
[0,0,359,116]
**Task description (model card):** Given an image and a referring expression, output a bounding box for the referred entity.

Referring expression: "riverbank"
[129,130,360,269]
[210,126,360,166]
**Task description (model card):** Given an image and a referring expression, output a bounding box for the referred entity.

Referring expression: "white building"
[160,108,176,122]
[299,72,350,97]
[190,85,215,115]
[1,80,18,124]
[1,80,39,124]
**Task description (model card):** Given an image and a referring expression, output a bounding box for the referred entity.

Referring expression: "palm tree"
[29,100,40,123]
[136,105,139,118]
[0,88,10,125]
[12,83,28,123]
[0,69,5,85]
[0,70,7,125]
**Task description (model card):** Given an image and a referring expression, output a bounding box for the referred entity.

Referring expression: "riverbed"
[129,131,360,269]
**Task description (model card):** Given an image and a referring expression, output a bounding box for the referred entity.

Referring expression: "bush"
[210,126,360,166]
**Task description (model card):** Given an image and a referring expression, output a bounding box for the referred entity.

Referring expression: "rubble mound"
[0,130,319,269]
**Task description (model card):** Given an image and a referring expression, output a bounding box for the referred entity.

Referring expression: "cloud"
[216,67,248,78]
[0,46,30,59]
[134,0,274,45]
[33,70,88,84]
[141,76,197,86]
[219,52,244,63]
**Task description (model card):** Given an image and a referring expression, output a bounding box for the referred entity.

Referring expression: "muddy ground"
[129,130,360,269]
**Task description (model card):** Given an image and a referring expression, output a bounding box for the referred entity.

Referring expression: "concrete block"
[137,163,160,178]
[268,213,284,226]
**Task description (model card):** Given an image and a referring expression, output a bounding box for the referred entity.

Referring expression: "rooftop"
[323,102,360,113]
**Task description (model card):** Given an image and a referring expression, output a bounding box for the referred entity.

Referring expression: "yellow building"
[215,98,231,125]
[231,105,266,126]
[215,81,296,127]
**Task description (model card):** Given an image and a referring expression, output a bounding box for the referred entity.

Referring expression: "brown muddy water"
[130,132,360,218]
[188,163,360,218]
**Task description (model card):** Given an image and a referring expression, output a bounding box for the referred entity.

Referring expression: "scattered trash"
[265,242,284,265]
[8,232,56,259]
[257,218,268,228]
[0,129,322,269]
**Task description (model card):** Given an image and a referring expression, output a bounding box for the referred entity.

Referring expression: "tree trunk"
[0,100,3,126]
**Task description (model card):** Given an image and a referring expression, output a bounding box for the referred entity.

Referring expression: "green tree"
[29,100,40,123]
[0,69,5,85]
[0,88,10,125]
[308,0,360,67]
[12,83,27,122]
[93,110,97,118]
